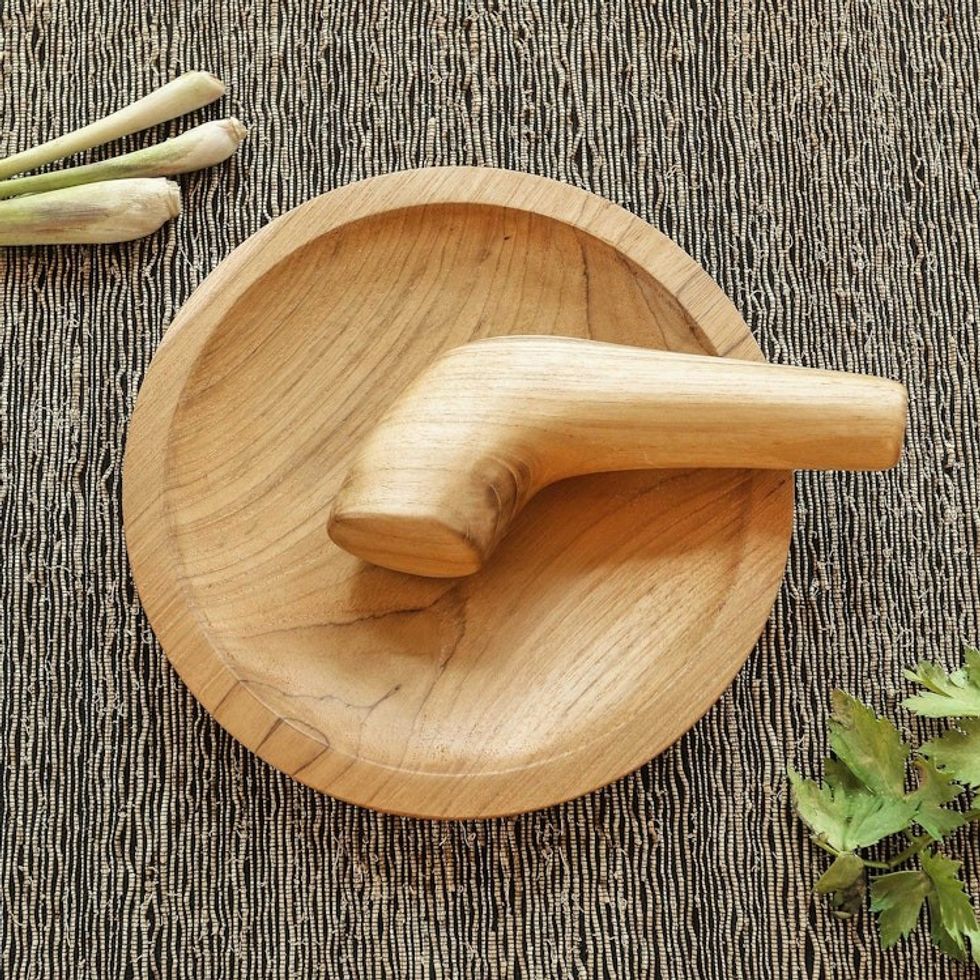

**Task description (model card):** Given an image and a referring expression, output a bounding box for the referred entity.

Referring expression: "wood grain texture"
[123,166,795,818]
[330,335,906,576]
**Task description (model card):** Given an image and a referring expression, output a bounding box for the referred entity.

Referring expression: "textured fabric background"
[1,1,978,976]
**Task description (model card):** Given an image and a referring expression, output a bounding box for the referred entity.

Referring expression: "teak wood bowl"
[124,167,797,818]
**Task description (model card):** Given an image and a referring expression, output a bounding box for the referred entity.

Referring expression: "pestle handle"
[329,336,907,578]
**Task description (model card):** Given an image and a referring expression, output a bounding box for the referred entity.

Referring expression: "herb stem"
[862,857,892,870]
[810,837,840,859]
[0,119,245,200]
[0,72,225,180]
[885,835,930,868]
[0,178,180,245]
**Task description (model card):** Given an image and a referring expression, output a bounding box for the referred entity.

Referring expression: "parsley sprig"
[790,646,980,963]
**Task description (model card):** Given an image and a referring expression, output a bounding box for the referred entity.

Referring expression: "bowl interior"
[160,199,791,812]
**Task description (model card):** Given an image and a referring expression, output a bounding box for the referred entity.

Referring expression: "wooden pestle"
[328,336,907,578]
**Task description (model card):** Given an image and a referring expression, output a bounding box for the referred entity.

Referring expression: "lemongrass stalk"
[0,71,225,180]
[0,119,246,200]
[0,178,180,245]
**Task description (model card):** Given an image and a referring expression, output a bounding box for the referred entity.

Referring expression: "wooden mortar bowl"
[124,167,794,818]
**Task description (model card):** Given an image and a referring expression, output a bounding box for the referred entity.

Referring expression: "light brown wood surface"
[124,166,798,818]
[330,336,905,577]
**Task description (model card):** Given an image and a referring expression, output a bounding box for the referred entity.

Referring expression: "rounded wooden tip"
[878,381,909,468]
[328,509,482,578]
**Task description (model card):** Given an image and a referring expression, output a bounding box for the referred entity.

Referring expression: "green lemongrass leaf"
[921,850,980,962]
[870,870,931,948]
[920,719,980,789]
[0,71,225,181]
[908,758,967,839]
[829,691,910,796]
[905,648,980,718]
[789,767,916,852]
[0,118,246,200]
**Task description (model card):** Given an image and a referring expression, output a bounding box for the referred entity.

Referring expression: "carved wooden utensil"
[124,167,906,818]
[329,335,906,577]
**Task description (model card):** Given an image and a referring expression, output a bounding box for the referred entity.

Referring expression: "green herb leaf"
[816,851,865,893]
[921,850,980,963]
[905,648,980,718]
[789,767,916,851]
[870,870,931,948]
[928,897,968,961]
[824,755,865,794]
[907,758,967,839]
[920,719,980,789]
[829,691,910,796]
[790,657,980,965]
[817,852,867,918]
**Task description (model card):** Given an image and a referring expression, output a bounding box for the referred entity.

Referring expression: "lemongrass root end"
[226,117,248,142]
[179,70,226,103]
[164,180,182,218]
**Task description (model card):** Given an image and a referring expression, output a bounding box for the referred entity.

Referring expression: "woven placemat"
[2,2,978,976]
